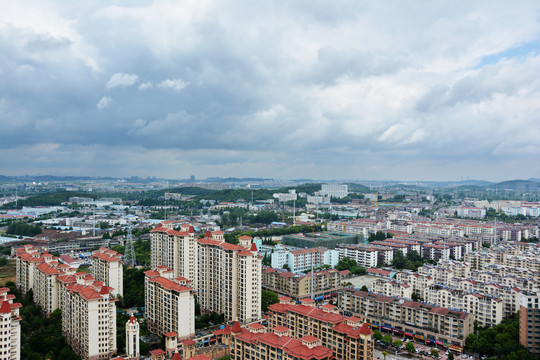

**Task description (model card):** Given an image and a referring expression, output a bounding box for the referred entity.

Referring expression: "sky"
[1,1,540,181]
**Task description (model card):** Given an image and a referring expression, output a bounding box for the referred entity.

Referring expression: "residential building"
[520,291,540,355]
[262,267,348,300]
[91,247,123,297]
[231,324,334,360]
[423,285,503,327]
[144,266,195,340]
[197,236,261,323]
[286,247,338,273]
[15,245,43,296]
[336,245,378,268]
[338,288,473,347]
[57,272,117,360]
[372,279,412,299]
[266,299,374,360]
[150,224,197,287]
[320,184,348,199]
[0,287,22,360]
[33,260,74,316]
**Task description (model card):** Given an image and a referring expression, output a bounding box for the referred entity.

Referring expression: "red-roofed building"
[338,288,473,348]
[150,224,198,288]
[0,287,22,360]
[267,302,374,360]
[57,271,118,359]
[231,326,334,360]
[91,247,123,297]
[197,235,261,323]
[145,266,195,340]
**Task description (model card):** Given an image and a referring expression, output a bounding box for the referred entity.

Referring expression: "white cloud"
[106,73,138,89]
[96,96,112,109]
[157,78,189,92]
[138,81,153,90]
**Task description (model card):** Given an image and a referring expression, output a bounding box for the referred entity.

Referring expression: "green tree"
[382,335,393,345]
[431,349,439,357]
[393,340,402,348]
[405,341,415,352]
[448,352,454,360]
[373,329,382,341]
[261,289,279,312]
[361,285,369,292]
[283,263,291,271]
[382,350,388,360]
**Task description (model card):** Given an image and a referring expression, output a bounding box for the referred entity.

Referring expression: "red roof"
[148,276,192,293]
[149,349,166,356]
[231,321,243,333]
[0,301,11,314]
[164,331,178,337]
[182,339,196,346]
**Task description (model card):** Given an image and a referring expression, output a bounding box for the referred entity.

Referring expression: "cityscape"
[0,178,539,360]
[1,1,540,360]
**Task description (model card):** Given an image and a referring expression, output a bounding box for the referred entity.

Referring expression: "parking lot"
[374,333,476,360]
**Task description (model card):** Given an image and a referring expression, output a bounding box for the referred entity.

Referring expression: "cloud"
[96,96,112,109]
[157,78,189,92]
[138,82,153,90]
[1,1,540,180]
[106,73,138,89]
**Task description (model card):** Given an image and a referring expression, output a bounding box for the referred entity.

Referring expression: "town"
[0,178,538,360]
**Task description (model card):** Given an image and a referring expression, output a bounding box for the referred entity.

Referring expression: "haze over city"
[1,1,540,180]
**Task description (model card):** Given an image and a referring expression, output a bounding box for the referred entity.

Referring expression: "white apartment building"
[0,288,21,360]
[15,245,43,296]
[320,184,348,199]
[271,247,338,273]
[372,279,413,299]
[457,207,486,218]
[423,286,503,327]
[336,245,378,268]
[150,224,197,287]
[197,237,261,323]
[144,266,195,340]
[57,273,117,360]
[91,247,123,297]
[33,261,74,316]
[273,189,297,202]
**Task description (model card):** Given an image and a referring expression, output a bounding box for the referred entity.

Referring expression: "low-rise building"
[267,299,374,360]
[338,288,473,347]
[262,267,348,300]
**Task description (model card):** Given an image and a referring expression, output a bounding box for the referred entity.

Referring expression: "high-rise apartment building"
[197,236,261,323]
[520,291,540,355]
[57,273,117,360]
[0,287,22,360]
[91,247,123,297]
[144,266,195,339]
[150,224,197,286]
[15,245,43,296]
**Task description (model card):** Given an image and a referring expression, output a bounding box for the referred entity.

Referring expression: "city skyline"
[1,1,540,181]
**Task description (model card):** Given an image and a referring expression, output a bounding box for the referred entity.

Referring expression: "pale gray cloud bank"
[1,0,539,180]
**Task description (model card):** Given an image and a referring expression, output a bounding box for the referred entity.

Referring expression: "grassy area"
[0,260,16,286]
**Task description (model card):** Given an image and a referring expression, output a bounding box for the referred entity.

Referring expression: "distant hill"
[527,178,540,183]
[491,180,540,191]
